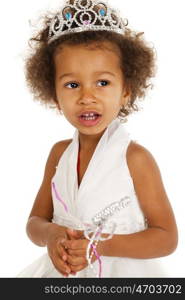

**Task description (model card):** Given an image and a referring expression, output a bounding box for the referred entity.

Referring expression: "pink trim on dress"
[52,182,68,213]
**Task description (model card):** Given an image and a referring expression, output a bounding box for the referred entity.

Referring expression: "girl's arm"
[97,141,178,258]
[26,141,71,246]
[26,139,76,276]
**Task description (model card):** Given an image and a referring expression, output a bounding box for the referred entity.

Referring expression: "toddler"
[18,0,178,277]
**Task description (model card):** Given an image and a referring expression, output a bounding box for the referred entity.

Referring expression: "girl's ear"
[56,102,60,110]
[121,87,131,107]
[55,100,63,115]
[56,100,61,111]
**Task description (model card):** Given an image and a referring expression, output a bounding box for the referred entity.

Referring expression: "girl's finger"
[62,239,87,250]
[70,263,88,272]
[67,255,87,266]
[57,238,67,251]
[57,239,68,260]
[50,248,71,276]
[66,228,84,239]
[54,254,71,275]
[67,249,86,256]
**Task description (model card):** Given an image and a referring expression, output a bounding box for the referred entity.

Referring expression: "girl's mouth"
[78,112,102,127]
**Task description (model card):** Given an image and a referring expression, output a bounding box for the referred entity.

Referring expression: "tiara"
[48,0,128,44]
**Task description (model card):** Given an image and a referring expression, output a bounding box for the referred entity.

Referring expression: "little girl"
[18,0,178,278]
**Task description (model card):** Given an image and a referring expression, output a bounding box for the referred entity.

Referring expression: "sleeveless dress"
[17,118,166,277]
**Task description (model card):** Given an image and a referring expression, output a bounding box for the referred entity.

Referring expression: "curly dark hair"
[24,1,156,120]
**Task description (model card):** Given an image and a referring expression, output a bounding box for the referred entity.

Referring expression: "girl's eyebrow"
[59,71,116,80]
[59,73,73,80]
[94,71,116,77]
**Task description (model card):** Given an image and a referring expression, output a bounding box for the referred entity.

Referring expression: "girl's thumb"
[67,228,83,239]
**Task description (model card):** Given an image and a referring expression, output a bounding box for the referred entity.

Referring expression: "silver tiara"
[48,0,128,44]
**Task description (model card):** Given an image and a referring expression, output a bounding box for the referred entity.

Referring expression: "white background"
[0,0,184,277]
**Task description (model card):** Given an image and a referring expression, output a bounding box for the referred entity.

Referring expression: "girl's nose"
[78,87,97,105]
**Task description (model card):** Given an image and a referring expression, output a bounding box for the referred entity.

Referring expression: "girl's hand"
[46,223,72,277]
[62,234,97,273]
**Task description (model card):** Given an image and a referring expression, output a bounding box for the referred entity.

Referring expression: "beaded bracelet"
[84,196,131,277]
[86,226,103,277]
[85,223,116,277]
[90,243,102,278]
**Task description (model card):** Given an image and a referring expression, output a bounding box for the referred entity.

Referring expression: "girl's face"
[54,41,129,136]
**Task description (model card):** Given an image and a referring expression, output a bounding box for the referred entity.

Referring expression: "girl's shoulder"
[127,140,152,159]
[27,139,73,220]
[51,139,73,166]
[126,140,160,179]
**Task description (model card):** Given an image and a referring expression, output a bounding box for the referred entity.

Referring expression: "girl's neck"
[78,130,106,152]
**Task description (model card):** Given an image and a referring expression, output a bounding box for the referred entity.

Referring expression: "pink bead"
[83,20,90,25]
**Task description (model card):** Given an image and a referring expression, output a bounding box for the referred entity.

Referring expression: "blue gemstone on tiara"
[65,12,72,20]
[99,9,106,16]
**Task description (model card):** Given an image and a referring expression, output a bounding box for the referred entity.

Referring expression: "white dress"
[17,118,166,277]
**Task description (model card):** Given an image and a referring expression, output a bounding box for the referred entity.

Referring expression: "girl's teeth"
[83,116,97,120]
[83,113,96,117]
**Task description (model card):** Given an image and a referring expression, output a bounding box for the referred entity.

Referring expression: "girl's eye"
[65,82,79,89]
[97,80,110,87]
[65,80,109,89]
